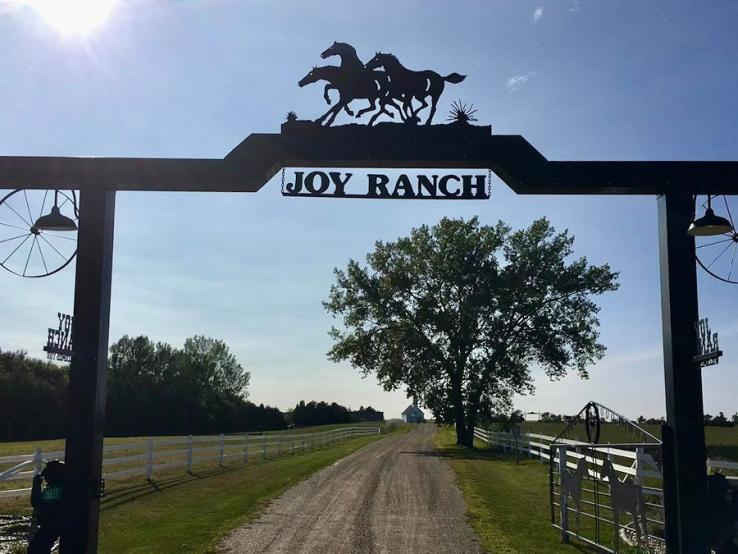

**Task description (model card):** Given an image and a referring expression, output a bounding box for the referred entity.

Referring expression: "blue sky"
[1,1,737,420]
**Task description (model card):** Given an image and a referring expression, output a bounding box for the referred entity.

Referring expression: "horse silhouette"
[298,65,395,126]
[560,456,590,534]
[319,42,402,123]
[365,52,465,125]
[321,41,365,72]
[600,457,648,550]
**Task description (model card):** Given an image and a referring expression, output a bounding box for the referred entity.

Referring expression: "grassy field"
[517,421,738,460]
[434,426,596,554]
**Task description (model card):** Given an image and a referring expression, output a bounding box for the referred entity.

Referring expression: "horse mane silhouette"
[321,42,364,72]
[365,52,465,125]
[560,456,589,534]
[600,457,648,550]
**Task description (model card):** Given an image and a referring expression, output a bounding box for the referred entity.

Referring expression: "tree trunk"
[463,384,484,449]
[451,380,472,446]
[464,414,477,448]
[454,407,470,446]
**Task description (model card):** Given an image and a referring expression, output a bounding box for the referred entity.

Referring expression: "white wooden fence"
[0,426,380,500]
[473,427,738,479]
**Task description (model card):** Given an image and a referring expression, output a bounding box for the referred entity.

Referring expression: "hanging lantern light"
[688,195,734,237]
[32,190,77,233]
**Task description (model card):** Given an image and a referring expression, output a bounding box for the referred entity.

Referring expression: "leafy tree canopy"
[325,217,619,446]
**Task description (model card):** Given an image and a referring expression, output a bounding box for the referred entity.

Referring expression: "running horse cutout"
[317,42,403,122]
[298,65,396,126]
[601,457,648,550]
[365,52,466,124]
[560,456,590,534]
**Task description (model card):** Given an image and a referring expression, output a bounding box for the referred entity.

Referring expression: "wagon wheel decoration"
[0,189,78,278]
[692,194,738,284]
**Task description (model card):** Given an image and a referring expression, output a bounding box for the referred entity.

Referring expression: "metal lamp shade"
[32,205,78,232]
[687,207,734,237]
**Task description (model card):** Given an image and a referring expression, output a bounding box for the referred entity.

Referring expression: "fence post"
[186,435,193,473]
[219,433,225,465]
[558,445,569,542]
[145,438,154,480]
[33,448,43,475]
[635,447,644,484]
[243,433,249,463]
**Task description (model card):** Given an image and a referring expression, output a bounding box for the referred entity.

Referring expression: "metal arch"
[0,126,737,195]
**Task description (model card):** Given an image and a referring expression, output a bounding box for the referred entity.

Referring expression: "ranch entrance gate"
[0,43,737,553]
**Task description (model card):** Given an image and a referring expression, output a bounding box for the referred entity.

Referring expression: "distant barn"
[401,403,425,424]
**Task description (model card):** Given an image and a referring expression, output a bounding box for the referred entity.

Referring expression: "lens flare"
[25,0,118,35]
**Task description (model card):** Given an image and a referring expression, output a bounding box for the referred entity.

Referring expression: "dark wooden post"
[657,193,708,553]
[61,189,116,553]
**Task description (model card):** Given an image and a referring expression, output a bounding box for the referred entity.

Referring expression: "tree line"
[1,339,384,442]
[105,335,284,436]
[288,401,383,427]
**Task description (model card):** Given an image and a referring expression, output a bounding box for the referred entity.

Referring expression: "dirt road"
[220,424,482,553]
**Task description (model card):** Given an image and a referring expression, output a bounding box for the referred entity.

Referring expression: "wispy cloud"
[570,2,580,12]
[531,7,544,22]
[506,71,536,93]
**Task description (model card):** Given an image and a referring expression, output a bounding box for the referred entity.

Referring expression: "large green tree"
[325,217,619,446]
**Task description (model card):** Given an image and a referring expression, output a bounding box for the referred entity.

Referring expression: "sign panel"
[43,312,73,362]
[282,170,490,200]
[694,317,722,367]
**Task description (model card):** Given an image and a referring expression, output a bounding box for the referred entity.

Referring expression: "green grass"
[96,433,384,553]
[435,426,596,554]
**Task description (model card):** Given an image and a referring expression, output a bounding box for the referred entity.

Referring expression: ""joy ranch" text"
[283,171,489,200]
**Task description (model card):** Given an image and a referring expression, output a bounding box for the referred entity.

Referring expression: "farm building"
[401,403,425,423]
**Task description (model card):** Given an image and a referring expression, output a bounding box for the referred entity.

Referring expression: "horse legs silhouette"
[355,99,377,118]
[426,92,441,125]
[368,102,395,126]
[323,86,354,116]
[316,100,347,126]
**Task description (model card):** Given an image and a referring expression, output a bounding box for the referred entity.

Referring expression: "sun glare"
[26,0,118,35]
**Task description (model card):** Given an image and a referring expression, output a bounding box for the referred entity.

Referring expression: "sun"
[26,0,118,35]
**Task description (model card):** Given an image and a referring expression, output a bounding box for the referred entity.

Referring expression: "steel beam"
[60,189,116,553]
[658,193,708,553]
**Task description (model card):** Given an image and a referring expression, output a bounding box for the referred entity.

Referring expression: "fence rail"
[0,426,381,500]
[473,427,737,479]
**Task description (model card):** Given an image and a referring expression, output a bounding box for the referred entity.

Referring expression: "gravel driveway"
[220,424,483,553]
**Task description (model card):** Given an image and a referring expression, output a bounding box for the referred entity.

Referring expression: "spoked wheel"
[0,189,78,278]
[694,194,738,284]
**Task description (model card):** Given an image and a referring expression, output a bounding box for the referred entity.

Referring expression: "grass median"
[434,426,596,554]
[2,424,407,553]
[97,433,384,553]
